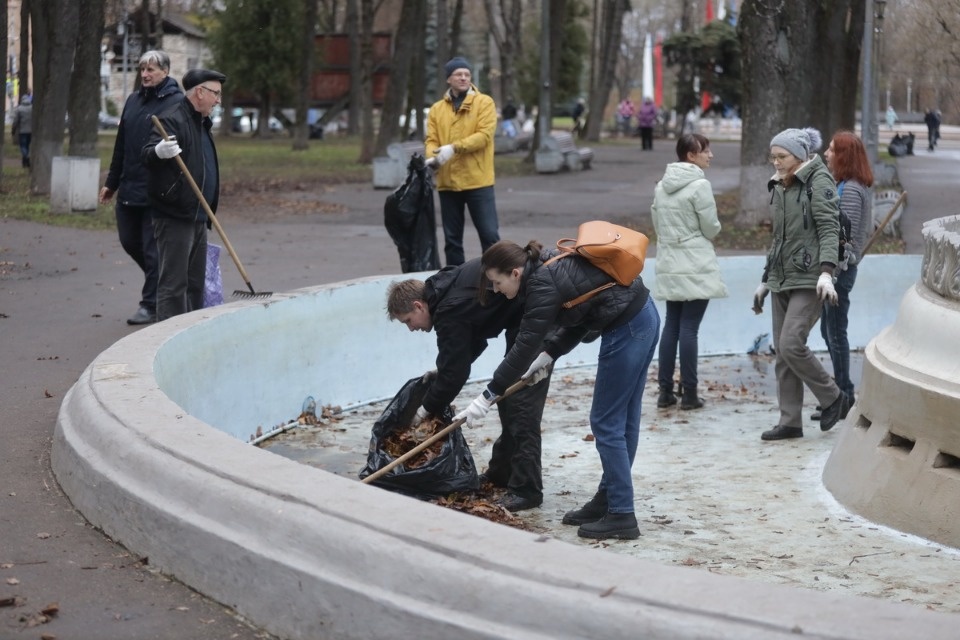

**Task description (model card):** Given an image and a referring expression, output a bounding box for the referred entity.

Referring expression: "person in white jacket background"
[650,133,728,410]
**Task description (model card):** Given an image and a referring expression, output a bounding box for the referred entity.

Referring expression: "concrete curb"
[53,269,957,640]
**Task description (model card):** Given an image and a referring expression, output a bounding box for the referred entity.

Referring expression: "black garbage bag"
[359,376,479,497]
[384,154,441,273]
[888,134,908,157]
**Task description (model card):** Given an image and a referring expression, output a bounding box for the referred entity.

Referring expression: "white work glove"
[752,283,769,315]
[424,157,439,169]
[155,137,182,159]
[414,406,429,423]
[434,144,455,166]
[454,392,494,429]
[522,352,554,385]
[817,272,838,305]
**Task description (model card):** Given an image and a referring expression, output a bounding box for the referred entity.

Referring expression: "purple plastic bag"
[203,243,224,308]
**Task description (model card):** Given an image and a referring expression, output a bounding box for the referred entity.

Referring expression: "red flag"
[654,38,663,107]
[706,0,714,22]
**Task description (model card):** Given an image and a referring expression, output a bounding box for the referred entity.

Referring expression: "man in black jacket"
[386,258,551,511]
[142,68,225,321]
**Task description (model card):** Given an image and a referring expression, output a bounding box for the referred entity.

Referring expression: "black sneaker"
[819,393,850,431]
[562,491,608,525]
[127,306,156,325]
[761,425,803,441]
[498,493,542,512]
[577,512,640,540]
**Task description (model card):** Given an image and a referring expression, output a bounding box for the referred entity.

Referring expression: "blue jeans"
[438,186,500,266]
[116,203,159,312]
[821,265,857,399]
[18,133,31,166]
[657,299,709,390]
[591,297,660,513]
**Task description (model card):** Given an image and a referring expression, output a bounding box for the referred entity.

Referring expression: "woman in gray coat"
[650,133,727,410]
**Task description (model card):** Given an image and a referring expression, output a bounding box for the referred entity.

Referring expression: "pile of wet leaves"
[433,486,534,532]
[383,416,447,469]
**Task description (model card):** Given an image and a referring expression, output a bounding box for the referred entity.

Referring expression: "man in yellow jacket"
[425,56,500,266]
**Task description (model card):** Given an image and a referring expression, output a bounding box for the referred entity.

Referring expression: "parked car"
[98,111,121,130]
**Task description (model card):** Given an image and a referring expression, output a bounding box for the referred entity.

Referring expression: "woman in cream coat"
[651,133,728,409]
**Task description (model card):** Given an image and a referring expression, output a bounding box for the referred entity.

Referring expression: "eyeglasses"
[199,85,222,99]
[768,153,792,163]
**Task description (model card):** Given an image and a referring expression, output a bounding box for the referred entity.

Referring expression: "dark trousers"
[639,127,654,150]
[18,133,31,167]
[154,217,207,321]
[485,371,551,502]
[820,265,857,400]
[438,185,500,266]
[657,299,709,390]
[116,202,159,313]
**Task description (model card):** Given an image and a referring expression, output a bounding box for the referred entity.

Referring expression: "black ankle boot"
[656,384,677,408]
[562,491,608,525]
[577,511,640,540]
[680,386,704,410]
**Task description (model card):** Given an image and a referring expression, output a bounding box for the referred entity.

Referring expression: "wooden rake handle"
[861,190,907,258]
[150,115,257,295]
[361,378,533,485]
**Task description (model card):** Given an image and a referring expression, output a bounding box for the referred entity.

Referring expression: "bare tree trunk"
[449,0,463,56]
[69,0,106,158]
[584,0,627,141]
[19,0,30,97]
[737,0,864,227]
[293,0,319,151]
[346,0,360,135]
[358,0,375,162]
[483,0,522,104]
[409,3,427,139]
[30,0,79,195]
[436,0,449,79]
[374,0,423,155]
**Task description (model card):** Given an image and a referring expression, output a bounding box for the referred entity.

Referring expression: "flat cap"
[182,68,227,91]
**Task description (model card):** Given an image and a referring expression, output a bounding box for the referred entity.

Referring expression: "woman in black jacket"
[99,50,182,325]
[455,240,660,540]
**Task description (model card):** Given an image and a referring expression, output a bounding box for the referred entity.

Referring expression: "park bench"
[535,131,594,173]
[373,141,425,189]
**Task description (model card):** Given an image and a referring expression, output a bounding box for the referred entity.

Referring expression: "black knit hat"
[182,68,227,91]
[444,56,472,78]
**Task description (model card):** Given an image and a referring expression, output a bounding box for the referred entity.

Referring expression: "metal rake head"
[231,289,273,300]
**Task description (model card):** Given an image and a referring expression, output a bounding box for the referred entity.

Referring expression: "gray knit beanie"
[444,56,472,78]
[770,127,823,160]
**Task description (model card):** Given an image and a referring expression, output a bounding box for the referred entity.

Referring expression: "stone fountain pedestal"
[823,214,960,548]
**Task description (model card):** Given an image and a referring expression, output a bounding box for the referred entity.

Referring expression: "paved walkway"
[2,135,958,638]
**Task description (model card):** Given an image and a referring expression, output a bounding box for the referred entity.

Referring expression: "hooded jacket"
[421,258,523,415]
[142,95,220,225]
[104,75,183,206]
[425,84,496,192]
[650,162,727,301]
[487,250,649,396]
[764,155,839,292]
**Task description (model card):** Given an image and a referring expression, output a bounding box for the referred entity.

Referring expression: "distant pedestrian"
[142,68,226,321]
[425,56,500,266]
[637,97,658,150]
[616,98,635,137]
[924,108,941,151]
[885,105,898,130]
[11,95,32,168]
[571,98,586,137]
[100,50,183,326]
[651,133,728,410]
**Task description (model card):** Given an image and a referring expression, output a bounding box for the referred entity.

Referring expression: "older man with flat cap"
[425,56,500,266]
[142,68,225,321]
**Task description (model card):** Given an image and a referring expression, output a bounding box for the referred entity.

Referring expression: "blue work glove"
[522,352,554,385]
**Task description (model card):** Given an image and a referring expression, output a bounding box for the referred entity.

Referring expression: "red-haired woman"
[819,131,874,416]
